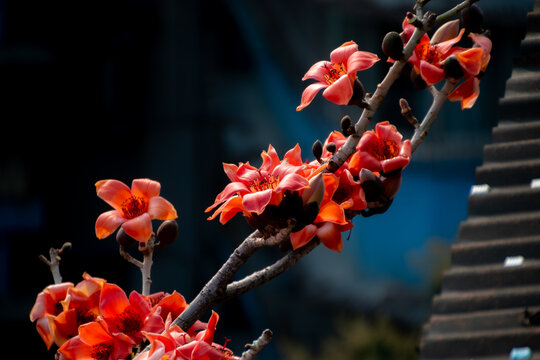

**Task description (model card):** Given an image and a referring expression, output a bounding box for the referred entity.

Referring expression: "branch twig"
[38,242,71,284]
[241,329,273,360]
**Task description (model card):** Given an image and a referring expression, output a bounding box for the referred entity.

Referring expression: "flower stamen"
[121,196,147,219]
[373,139,399,160]
[323,62,347,85]
[91,343,113,360]
[249,175,279,193]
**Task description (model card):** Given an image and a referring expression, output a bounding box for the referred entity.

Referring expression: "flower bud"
[430,20,460,45]
[326,142,337,154]
[156,220,179,250]
[116,228,137,249]
[461,4,484,33]
[358,169,385,202]
[382,31,404,61]
[410,69,427,90]
[443,56,464,80]
[341,115,353,136]
[302,173,325,207]
[347,79,368,108]
[312,140,323,162]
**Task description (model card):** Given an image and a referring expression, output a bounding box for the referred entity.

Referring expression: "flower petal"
[434,28,465,55]
[322,75,353,105]
[242,189,273,215]
[218,196,244,224]
[419,60,445,85]
[284,144,303,166]
[100,283,130,319]
[346,51,380,73]
[131,179,161,199]
[148,196,178,220]
[302,60,332,82]
[456,47,484,76]
[431,19,460,45]
[316,201,347,225]
[317,222,344,252]
[121,213,153,242]
[95,180,132,211]
[274,173,309,193]
[448,77,480,109]
[290,224,318,250]
[330,41,358,64]
[222,163,239,183]
[297,82,328,111]
[95,210,126,239]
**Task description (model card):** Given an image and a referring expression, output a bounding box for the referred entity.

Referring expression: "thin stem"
[241,329,273,360]
[411,79,458,153]
[139,240,155,296]
[38,242,71,284]
[224,238,320,300]
[435,0,478,25]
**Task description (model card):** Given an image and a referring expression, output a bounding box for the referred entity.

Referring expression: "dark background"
[0,0,534,358]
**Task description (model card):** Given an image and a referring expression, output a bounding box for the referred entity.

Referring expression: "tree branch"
[411,79,458,152]
[241,329,273,360]
[38,242,71,284]
[224,238,320,300]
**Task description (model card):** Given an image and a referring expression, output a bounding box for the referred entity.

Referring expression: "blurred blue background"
[0,0,534,358]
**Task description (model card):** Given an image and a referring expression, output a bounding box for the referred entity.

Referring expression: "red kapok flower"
[99,283,164,344]
[30,282,74,349]
[349,121,411,174]
[297,41,379,111]
[206,145,309,224]
[291,173,352,252]
[48,273,106,347]
[95,178,177,243]
[58,319,134,360]
[448,33,492,109]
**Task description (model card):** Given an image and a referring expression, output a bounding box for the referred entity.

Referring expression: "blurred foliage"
[279,314,420,360]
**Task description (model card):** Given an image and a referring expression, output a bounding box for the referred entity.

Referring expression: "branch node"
[399,98,419,128]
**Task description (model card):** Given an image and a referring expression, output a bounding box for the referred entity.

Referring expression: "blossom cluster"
[206,121,411,252]
[30,274,238,360]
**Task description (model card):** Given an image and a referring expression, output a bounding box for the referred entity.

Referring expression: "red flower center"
[121,196,147,219]
[416,42,442,64]
[249,175,279,193]
[323,62,347,85]
[91,342,113,360]
[116,307,143,335]
[76,308,96,326]
[372,139,399,160]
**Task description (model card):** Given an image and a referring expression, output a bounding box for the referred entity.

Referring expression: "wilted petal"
[431,19,460,45]
[322,75,353,105]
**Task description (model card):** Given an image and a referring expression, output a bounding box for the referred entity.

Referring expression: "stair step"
[423,307,540,335]
[451,236,540,266]
[498,92,540,121]
[475,158,540,187]
[441,260,540,291]
[432,285,540,314]
[468,184,540,216]
[419,326,540,358]
[483,138,540,163]
[491,119,540,143]
[505,68,540,96]
[458,211,540,242]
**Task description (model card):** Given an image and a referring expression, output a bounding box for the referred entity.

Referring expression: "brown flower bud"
[156,220,179,250]
[382,31,404,61]
[461,4,484,34]
[116,228,137,249]
[443,56,464,80]
[312,140,323,162]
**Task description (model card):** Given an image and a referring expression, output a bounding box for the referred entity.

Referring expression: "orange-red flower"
[206,145,309,224]
[291,173,353,252]
[95,178,177,243]
[99,283,164,344]
[349,121,411,175]
[297,41,379,111]
[48,273,106,347]
[30,282,74,349]
[58,319,134,360]
[448,33,492,109]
